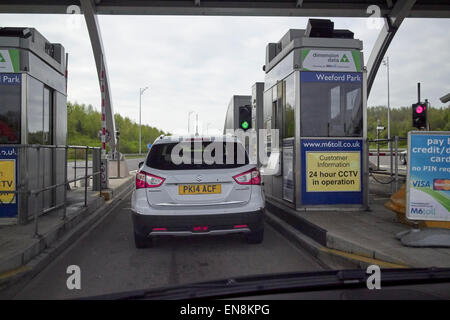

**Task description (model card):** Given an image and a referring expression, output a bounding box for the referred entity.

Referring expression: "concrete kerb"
[265,199,409,269]
[265,210,408,269]
[0,175,134,297]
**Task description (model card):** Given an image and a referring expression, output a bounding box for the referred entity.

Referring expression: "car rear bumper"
[132,209,264,238]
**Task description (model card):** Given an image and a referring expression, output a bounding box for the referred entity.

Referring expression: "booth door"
[27,78,55,217]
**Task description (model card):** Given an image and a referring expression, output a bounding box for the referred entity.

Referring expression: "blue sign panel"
[301,139,363,205]
[0,73,21,85]
[0,147,18,218]
[300,71,362,83]
[407,132,450,221]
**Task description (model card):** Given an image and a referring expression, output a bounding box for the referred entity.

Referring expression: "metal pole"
[390,135,394,194]
[394,136,399,192]
[387,57,391,143]
[139,86,149,155]
[84,147,88,207]
[417,82,421,103]
[98,148,102,197]
[376,120,380,171]
[100,54,107,160]
[63,146,68,220]
[139,88,142,155]
[34,146,41,238]
[196,114,199,136]
[387,57,393,177]
[188,111,194,134]
[74,147,77,187]
[117,126,120,178]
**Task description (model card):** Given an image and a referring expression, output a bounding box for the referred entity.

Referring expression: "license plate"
[178,184,221,195]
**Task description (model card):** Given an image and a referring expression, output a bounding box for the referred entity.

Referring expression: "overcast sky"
[1,14,449,135]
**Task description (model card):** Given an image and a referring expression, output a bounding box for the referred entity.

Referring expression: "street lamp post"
[188,111,195,134]
[139,86,149,155]
[195,114,199,136]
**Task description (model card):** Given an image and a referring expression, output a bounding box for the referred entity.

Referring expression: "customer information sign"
[407,132,450,221]
[301,138,363,205]
[0,146,18,218]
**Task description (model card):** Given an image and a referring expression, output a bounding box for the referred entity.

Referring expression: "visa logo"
[412,180,430,188]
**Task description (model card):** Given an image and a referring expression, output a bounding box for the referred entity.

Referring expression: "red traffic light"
[416,105,424,114]
[416,106,423,113]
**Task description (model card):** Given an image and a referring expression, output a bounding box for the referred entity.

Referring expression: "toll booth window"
[0,80,21,144]
[345,88,362,136]
[43,87,52,145]
[27,77,44,144]
[263,89,273,156]
[27,77,53,145]
[283,74,295,138]
[300,72,362,137]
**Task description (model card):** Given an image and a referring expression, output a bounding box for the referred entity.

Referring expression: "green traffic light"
[241,121,249,129]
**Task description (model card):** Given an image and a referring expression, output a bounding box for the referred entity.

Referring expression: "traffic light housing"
[239,105,252,131]
[412,102,427,129]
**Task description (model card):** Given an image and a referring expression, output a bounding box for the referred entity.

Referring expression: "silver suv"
[131,135,265,248]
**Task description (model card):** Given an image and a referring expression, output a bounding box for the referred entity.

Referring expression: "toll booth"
[0,28,67,224]
[259,19,368,210]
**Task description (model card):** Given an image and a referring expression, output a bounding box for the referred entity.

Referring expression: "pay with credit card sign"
[407,132,450,221]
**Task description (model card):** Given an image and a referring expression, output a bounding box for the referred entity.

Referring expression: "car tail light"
[136,170,165,189]
[152,227,167,231]
[233,224,248,229]
[193,226,208,232]
[233,168,261,185]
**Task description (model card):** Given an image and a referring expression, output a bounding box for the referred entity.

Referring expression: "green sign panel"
[0,49,20,73]
[302,49,361,72]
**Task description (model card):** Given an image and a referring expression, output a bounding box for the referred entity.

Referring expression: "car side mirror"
[138,161,144,169]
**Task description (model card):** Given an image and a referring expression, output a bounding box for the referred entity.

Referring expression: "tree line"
[67,102,168,154]
[368,105,449,147]
[67,102,449,152]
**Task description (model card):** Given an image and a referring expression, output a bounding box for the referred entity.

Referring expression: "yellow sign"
[306,152,360,192]
[179,184,222,195]
[0,159,16,203]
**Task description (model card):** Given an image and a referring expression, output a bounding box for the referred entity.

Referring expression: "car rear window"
[146,141,249,170]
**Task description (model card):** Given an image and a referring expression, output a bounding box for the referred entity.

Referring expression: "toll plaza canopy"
[0,0,449,17]
[1,0,448,153]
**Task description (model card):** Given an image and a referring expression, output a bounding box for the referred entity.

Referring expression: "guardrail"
[368,136,407,192]
[0,144,102,237]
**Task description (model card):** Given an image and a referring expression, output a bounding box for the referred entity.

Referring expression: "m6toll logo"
[410,207,436,216]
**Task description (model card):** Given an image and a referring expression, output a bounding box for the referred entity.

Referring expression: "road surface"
[13,193,324,299]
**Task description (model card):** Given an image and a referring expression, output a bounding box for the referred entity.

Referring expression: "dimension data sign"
[301,139,363,205]
[301,49,361,72]
[0,50,20,73]
[407,132,450,221]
